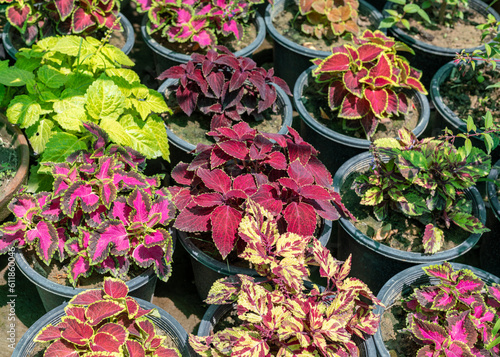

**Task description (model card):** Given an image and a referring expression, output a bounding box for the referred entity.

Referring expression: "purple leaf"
[63,182,100,216]
[127,189,152,224]
[144,228,170,248]
[211,205,242,259]
[88,221,130,264]
[174,204,213,232]
[132,244,172,281]
[68,255,92,286]
[197,168,231,194]
[27,221,58,264]
[283,202,316,236]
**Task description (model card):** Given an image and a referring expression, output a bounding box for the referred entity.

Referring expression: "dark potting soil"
[0,135,18,192]
[302,77,420,140]
[391,1,492,49]
[24,247,145,289]
[151,21,257,55]
[340,169,470,253]
[272,0,378,52]
[440,62,500,127]
[380,298,421,357]
[162,88,283,146]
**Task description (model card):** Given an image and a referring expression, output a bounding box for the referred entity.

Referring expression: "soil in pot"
[389,1,493,49]
[0,134,18,193]
[151,21,257,55]
[302,77,420,140]
[340,169,470,253]
[23,247,146,289]
[162,88,283,147]
[440,62,500,126]
[272,0,380,52]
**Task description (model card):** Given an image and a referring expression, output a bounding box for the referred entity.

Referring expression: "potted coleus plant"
[13,276,191,356]
[264,0,384,87]
[133,0,266,75]
[191,201,382,356]
[157,46,293,166]
[169,121,353,298]
[294,29,430,174]
[0,123,175,312]
[374,261,500,356]
[379,0,500,87]
[0,35,170,191]
[0,0,135,59]
[332,126,492,294]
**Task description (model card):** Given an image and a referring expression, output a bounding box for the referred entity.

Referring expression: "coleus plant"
[34,277,181,356]
[299,0,360,39]
[169,121,353,259]
[0,0,123,47]
[311,29,427,138]
[0,123,175,286]
[133,0,263,49]
[158,46,291,130]
[353,127,491,254]
[0,35,170,190]
[401,262,500,356]
[189,201,382,356]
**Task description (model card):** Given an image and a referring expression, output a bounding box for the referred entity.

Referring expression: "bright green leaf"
[0,67,35,87]
[25,119,56,154]
[379,17,397,29]
[85,79,125,120]
[53,109,86,132]
[403,4,420,13]
[417,8,431,22]
[42,132,88,164]
[99,117,133,148]
[120,115,161,159]
[37,64,69,88]
[145,115,170,161]
[101,45,135,67]
[51,36,95,58]
[7,95,41,128]
[131,90,171,120]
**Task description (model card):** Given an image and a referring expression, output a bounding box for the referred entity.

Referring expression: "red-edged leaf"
[211,205,242,259]
[283,202,316,236]
[300,185,332,200]
[86,300,125,326]
[104,277,129,299]
[61,318,93,346]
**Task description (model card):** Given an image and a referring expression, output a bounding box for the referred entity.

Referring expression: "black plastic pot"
[141,13,266,77]
[2,12,135,60]
[265,0,384,88]
[294,66,430,176]
[177,219,333,299]
[383,0,500,88]
[158,79,294,168]
[482,159,500,277]
[12,297,193,357]
[15,250,158,312]
[430,60,500,160]
[373,262,500,356]
[198,303,377,356]
[332,152,487,294]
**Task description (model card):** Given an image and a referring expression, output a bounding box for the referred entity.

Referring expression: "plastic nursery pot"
[2,12,135,60]
[14,249,158,313]
[176,219,333,299]
[373,262,500,356]
[382,0,500,88]
[158,79,294,168]
[0,113,29,223]
[294,66,430,176]
[430,60,500,160]
[12,297,194,357]
[141,13,266,77]
[265,0,384,89]
[198,303,377,356]
[481,159,500,277]
[332,152,487,295]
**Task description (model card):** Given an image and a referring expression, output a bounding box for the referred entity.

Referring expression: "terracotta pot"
[0,113,29,222]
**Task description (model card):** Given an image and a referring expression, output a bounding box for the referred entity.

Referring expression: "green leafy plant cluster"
[353,126,491,254]
[0,35,171,181]
[190,201,382,356]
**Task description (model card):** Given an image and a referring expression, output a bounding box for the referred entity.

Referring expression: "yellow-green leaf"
[85,79,125,121]
[37,64,68,88]
[25,119,55,154]
[7,95,41,128]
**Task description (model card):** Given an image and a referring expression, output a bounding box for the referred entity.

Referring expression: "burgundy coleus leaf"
[288,160,315,186]
[364,87,388,118]
[343,68,368,97]
[104,277,129,299]
[65,306,86,323]
[89,332,122,353]
[340,94,370,119]
[357,43,384,62]
[88,221,130,264]
[197,168,231,194]
[316,52,351,72]
[6,3,31,32]
[233,174,258,196]
[125,297,140,318]
[211,205,242,259]
[43,339,79,357]
[63,182,100,216]
[72,7,95,33]
[171,163,194,185]
[410,317,447,346]
[60,317,93,346]
[41,196,63,221]
[54,0,74,21]
[87,204,107,228]
[126,339,146,357]
[86,300,125,326]
[35,324,63,342]
[69,288,105,305]
[155,346,183,356]
[132,244,172,281]
[217,140,249,160]
[174,203,213,233]
[137,319,156,343]
[283,201,316,236]
[252,184,283,216]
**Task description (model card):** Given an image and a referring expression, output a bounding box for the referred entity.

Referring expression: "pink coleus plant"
[0,123,175,286]
[133,0,263,48]
[169,121,353,259]
[189,201,382,356]
[311,29,427,138]
[402,262,500,356]
[0,0,122,46]
[158,46,291,130]
[34,277,181,356]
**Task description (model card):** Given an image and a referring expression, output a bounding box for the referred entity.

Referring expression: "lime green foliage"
[0,36,171,178]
